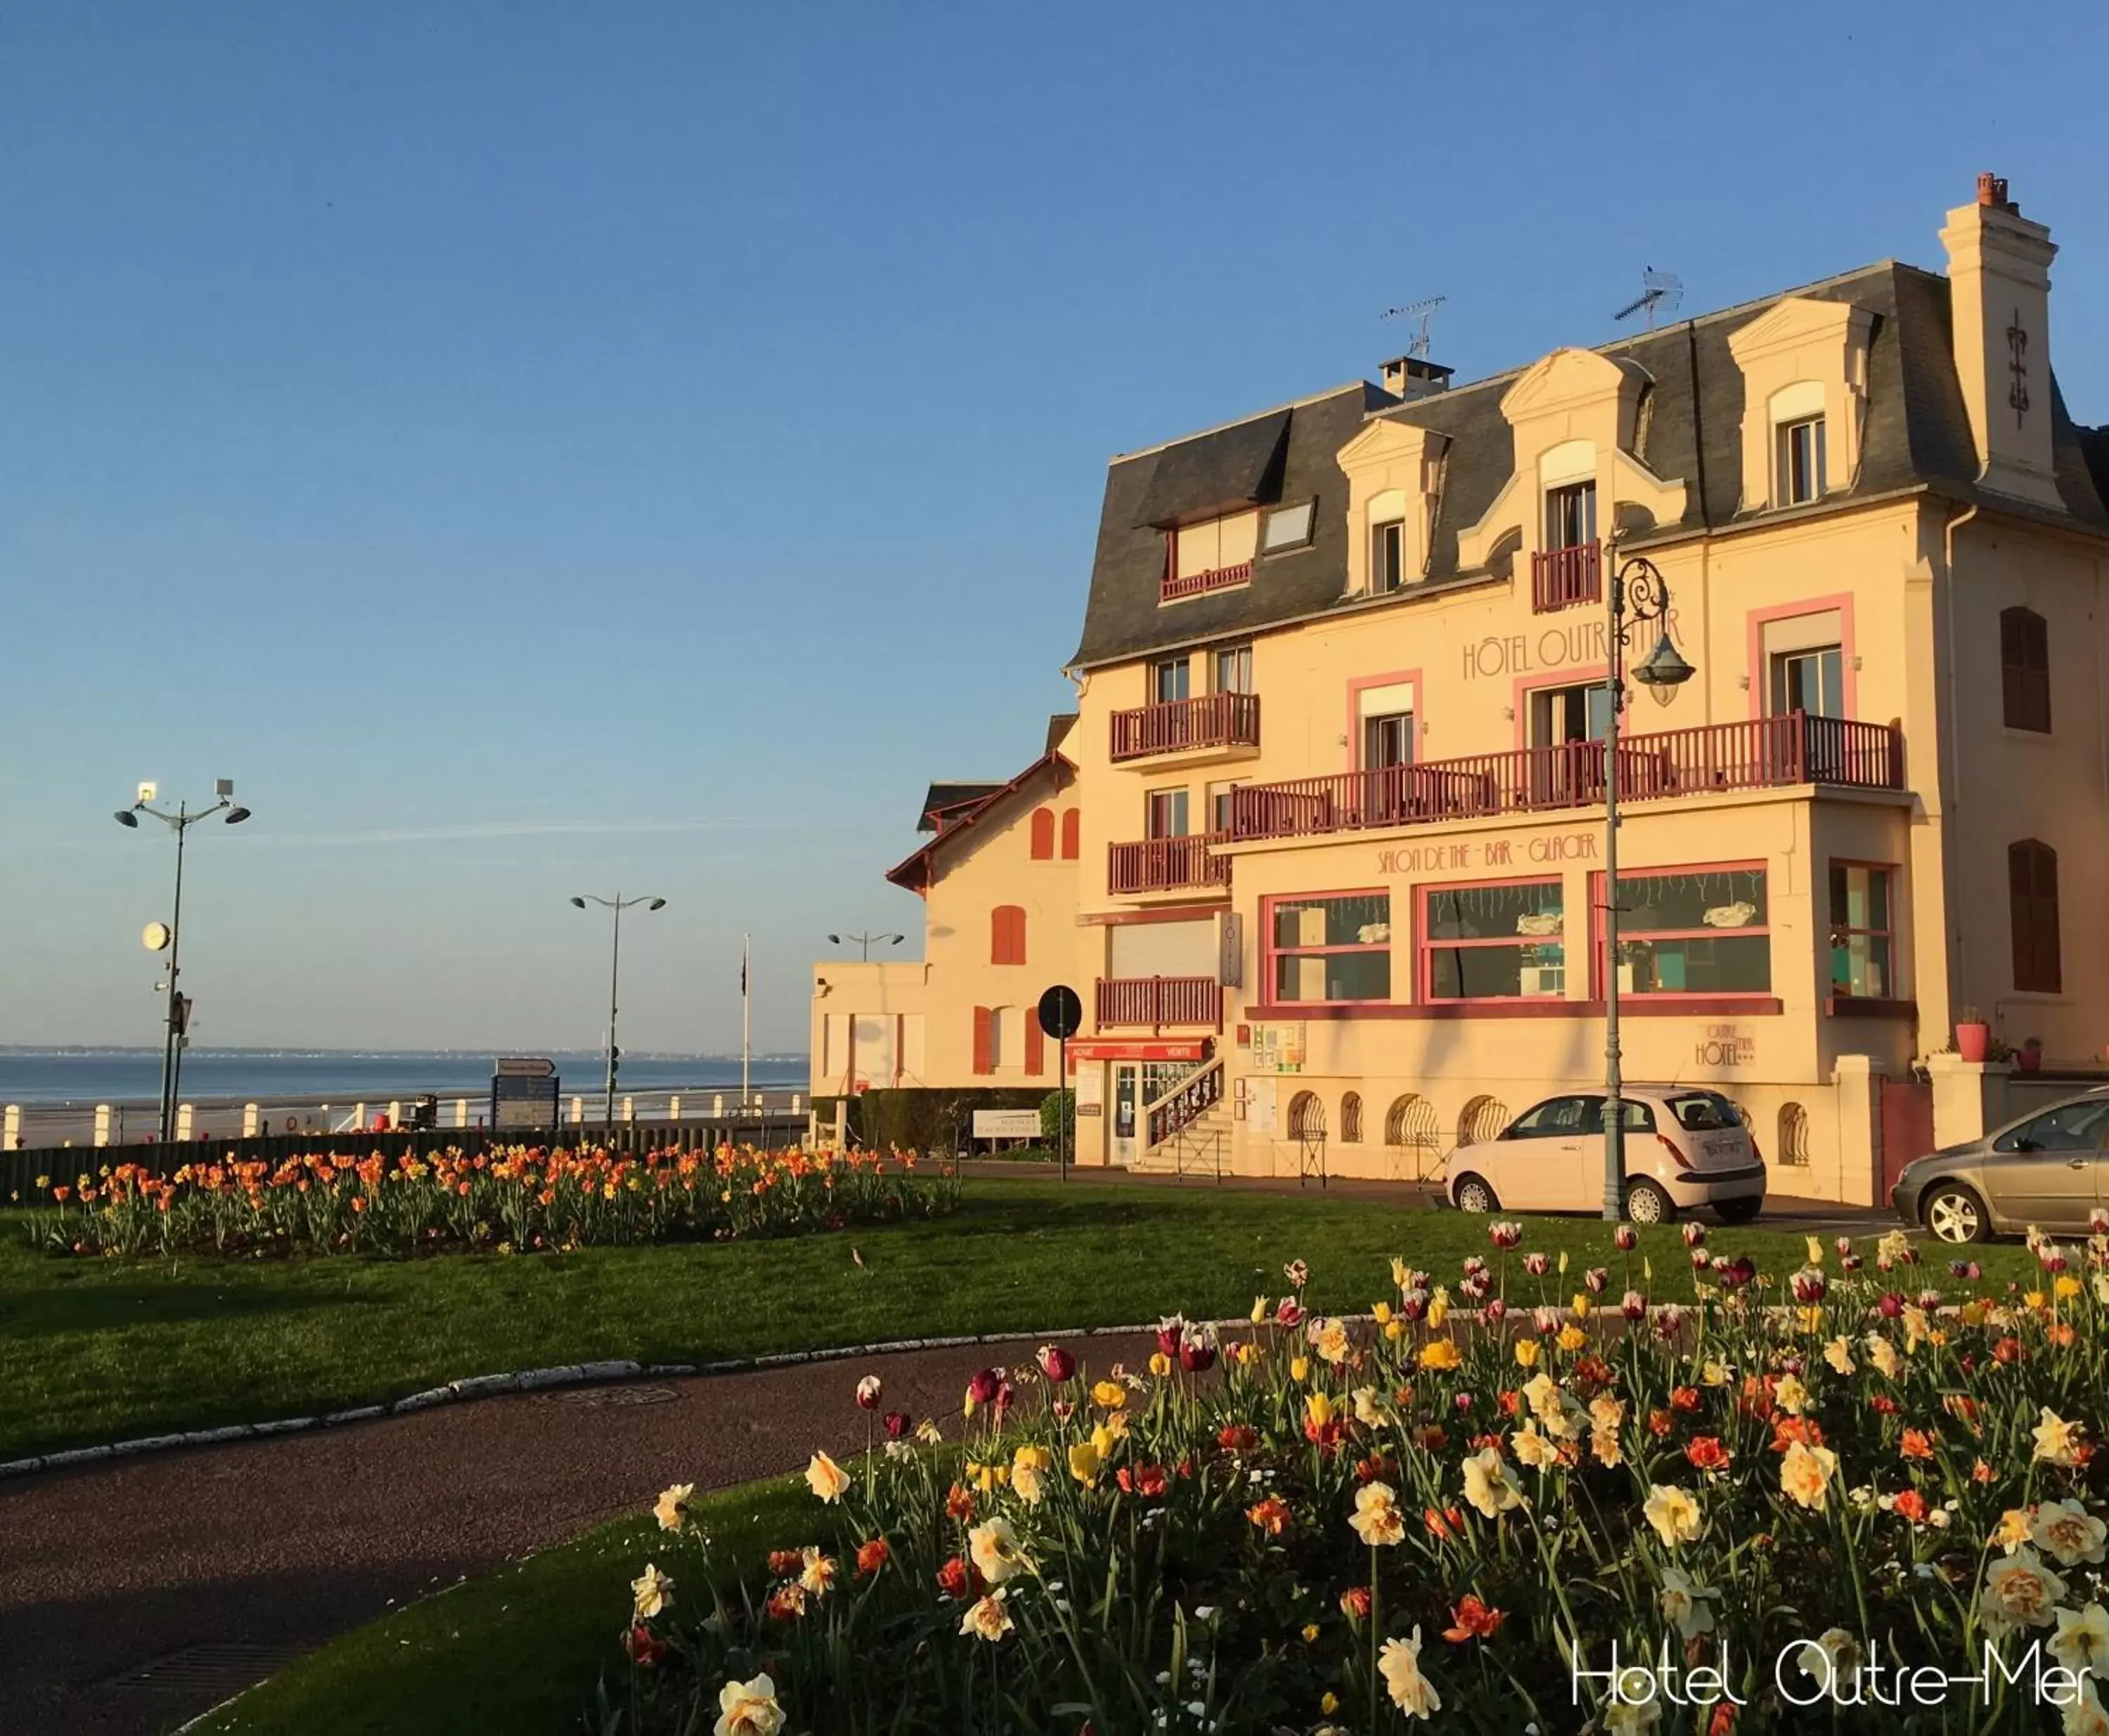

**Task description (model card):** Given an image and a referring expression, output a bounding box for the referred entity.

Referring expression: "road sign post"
[1036,985,1084,1184]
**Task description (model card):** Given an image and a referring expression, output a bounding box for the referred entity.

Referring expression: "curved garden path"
[0,1332,1152,1736]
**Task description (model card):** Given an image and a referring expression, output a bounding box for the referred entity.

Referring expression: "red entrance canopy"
[1064,1039,1209,1063]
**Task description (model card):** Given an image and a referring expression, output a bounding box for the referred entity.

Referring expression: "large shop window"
[1421,879,1565,1001]
[1603,866,1771,997]
[1828,863,1894,999]
[1265,892,1391,1004]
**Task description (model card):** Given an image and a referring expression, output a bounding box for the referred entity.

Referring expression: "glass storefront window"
[1829,862,1895,999]
[1605,866,1771,996]
[1265,892,1391,1004]
[1421,879,1566,1000]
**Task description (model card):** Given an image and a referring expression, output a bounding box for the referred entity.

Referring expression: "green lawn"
[192,1479,807,1736]
[0,1179,2024,1463]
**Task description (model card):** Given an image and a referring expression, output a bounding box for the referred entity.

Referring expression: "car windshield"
[1666,1092,1741,1132]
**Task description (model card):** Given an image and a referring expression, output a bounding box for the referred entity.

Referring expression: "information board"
[972,1108,1043,1141]
[491,1057,559,1129]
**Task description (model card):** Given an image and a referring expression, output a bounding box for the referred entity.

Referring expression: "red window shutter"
[1025,1017,1045,1077]
[1030,808,1054,860]
[1060,808,1080,860]
[990,909,1003,964]
[972,1006,993,1075]
[991,905,1025,965]
[1011,907,1026,965]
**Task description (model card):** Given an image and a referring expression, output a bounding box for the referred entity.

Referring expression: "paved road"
[0,1333,1150,1736]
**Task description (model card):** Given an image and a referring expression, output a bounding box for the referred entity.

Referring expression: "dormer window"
[1372,519,1405,592]
[1261,499,1315,553]
[1546,481,1597,551]
[1776,415,1827,505]
[1163,510,1259,603]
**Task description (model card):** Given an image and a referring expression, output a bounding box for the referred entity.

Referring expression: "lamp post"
[115,780,253,1143]
[571,894,666,1127]
[827,931,904,962]
[1600,543,1697,1221]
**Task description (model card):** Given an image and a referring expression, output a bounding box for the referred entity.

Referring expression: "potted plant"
[2017,1037,2044,1075]
[1955,1007,1992,1063]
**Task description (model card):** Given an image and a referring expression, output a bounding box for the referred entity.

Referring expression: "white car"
[1441,1087,1767,1225]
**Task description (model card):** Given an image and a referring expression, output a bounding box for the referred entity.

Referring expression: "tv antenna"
[1613,266,1683,332]
[1380,294,1446,359]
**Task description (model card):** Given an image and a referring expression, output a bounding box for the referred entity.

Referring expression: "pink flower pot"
[1956,1022,1991,1063]
[2017,1047,2043,1075]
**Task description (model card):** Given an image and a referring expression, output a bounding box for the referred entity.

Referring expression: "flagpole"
[741,934,752,1106]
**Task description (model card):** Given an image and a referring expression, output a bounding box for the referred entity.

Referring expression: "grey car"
[1891,1087,2109,1243]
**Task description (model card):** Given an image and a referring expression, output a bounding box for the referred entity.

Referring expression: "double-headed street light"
[572,893,666,1127]
[115,779,253,1142]
[827,930,904,962]
[1600,543,1696,1221]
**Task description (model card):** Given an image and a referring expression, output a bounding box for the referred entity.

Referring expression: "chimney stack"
[1381,355,1454,402]
[1939,172,2061,507]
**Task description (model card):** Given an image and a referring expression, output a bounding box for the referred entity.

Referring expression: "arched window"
[2008,840,2060,993]
[1384,1094,1442,1181]
[1457,1094,1511,1148]
[1029,808,1055,860]
[1286,1091,1325,1139]
[2000,608,2050,733]
[1060,808,1080,860]
[991,905,1027,966]
[1339,1092,1363,1144]
[1777,1102,1810,1167]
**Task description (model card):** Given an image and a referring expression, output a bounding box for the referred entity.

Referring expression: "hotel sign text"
[1460,611,1682,681]
[1377,832,1599,876]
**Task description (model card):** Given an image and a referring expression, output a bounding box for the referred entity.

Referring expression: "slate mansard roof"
[1068,261,2109,672]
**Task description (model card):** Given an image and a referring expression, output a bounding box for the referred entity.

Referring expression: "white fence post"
[93,1104,112,1147]
[834,1097,848,1150]
[354,1102,367,1132]
[2,1104,19,1151]
[791,1092,802,1115]
[243,1102,261,1137]
[176,1103,195,1142]
[387,1100,402,1128]
[569,1095,584,1125]
[669,1094,681,1121]
[713,1094,725,1116]
[453,1099,469,1128]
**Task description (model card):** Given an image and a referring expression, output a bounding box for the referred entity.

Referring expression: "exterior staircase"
[1129,1056,1228,1180]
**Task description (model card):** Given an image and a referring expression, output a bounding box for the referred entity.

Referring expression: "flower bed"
[619,1224,2109,1734]
[24,1144,951,1258]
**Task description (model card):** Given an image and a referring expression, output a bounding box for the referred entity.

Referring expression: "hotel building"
[813,176,2109,1205]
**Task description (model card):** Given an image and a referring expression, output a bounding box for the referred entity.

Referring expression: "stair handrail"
[1144,1054,1224,1148]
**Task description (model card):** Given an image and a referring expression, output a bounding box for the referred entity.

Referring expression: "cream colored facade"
[816,178,2109,1203]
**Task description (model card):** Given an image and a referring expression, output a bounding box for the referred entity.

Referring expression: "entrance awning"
[1066,1039,1210,1063]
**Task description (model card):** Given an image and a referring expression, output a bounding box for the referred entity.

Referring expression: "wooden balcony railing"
[1107,833,1233,896]
[1109,692,1261,763]
[1146,1054,1224,1147]
[1095,976,1223,1030]
[1229,712,1903,843]
[1532,541,1600,612]
[1161,562,1253,603]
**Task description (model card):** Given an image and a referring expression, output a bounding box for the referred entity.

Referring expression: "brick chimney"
[1938,172,2062,507]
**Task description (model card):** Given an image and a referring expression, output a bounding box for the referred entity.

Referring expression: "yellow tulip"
[1514,1337,1542,1368]
[1148,1352,1173,1378]
[1383,1319,1405,1342]
[1091,1379,1127,1409]
[1557,1323,1588,1352]
[1557,1250,1571,1275]
[1290,1356,1310,1383]
[1806,1236,1826,1267]
[1571,1293,1592,1319]
[1305,1390,1336,1430]
[1372,1300,1393,1324]
[1426,1296,1450,1330]
[1419,1338,1462,1371]
[2026,1290,2047,1311]
[1251,1295,1269,1325]
[2056,1276,2082,1300]
[1068,1441,1102,1486]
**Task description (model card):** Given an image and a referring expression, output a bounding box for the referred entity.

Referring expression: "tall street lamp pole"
[115,780,253,1142]
[571,894,666,1127]
[827,931,904,962]
[1600,542,1696,1221]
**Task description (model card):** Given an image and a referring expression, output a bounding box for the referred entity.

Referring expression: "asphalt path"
[0,1333,1151,1736]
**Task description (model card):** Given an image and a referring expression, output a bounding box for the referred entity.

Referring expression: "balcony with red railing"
[1107,833,1233,897]
[1228,711,1904,843]
[1109,692,1261,764]
[1161,562,1253,604]
[1095,976,1223,1031]
[1531,540,1600,612]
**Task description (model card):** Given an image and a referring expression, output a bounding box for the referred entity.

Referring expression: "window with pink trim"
[1420,878,1566,1002]
[1264,891,1391,1004]
[1594,864,1770,997]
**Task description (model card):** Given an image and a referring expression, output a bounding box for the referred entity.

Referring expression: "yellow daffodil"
[631,1562,674,1619]
[1643,1484,1702,1548]
[804,1451,850,1504]
[1378,1628,1443,1718]
[1353,1385,1384,1426]
[1822,1336,1855,1375]
[1462,1447,1522,1518]
[1779,1440,1838,1510]
[2049,1604,2109,1676]
[1350,1480,1406,1547]
[1979,1548,2067,1638]
[714,1673,785,1736]
[2031,1498,2109,1567]
[967,1516,1028,1586]
[960,1591,1014,1641]
[653,1482,694,1533]
[2034,1408,2084,1466]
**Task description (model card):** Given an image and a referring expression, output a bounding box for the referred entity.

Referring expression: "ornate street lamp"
[116,779,253,1142]
[571,894,666,1126]
[1601,543,1696,1221]
[827,931,904,962]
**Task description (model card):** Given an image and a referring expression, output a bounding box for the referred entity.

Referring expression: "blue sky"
[2,1,2104,1053]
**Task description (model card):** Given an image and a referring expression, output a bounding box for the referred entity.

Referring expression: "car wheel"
[1625,1178,1674,1226]
[1453,1174,1499,1214]
[1713,1196,1762,1225]
[1923,1181,1988,1245]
